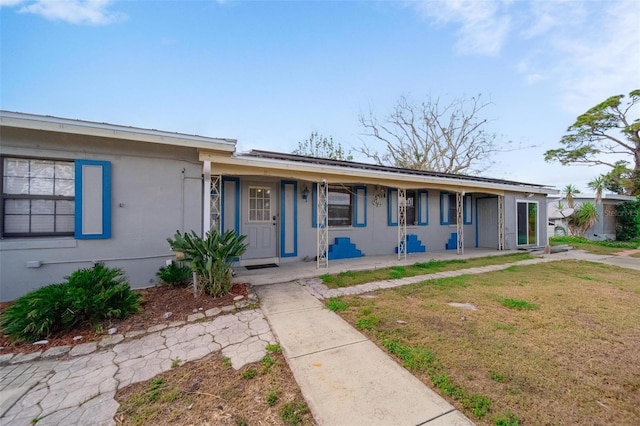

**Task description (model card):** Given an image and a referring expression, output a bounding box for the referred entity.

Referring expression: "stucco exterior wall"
[1,127,203,301]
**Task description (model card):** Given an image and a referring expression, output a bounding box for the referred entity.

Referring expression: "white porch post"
[397,188,407,260]
[317,180,329,269]
[498,195,505,250]
[202,161,211,236]
[456,191,464,255]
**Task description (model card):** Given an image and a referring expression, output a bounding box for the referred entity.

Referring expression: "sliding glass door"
[517,201,538,246]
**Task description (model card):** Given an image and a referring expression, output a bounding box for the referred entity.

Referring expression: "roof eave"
[0,111,236,152]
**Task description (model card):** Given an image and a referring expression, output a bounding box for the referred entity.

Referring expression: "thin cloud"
[3,0,126,25]
[410,0,639,113]
[411,0,512,56]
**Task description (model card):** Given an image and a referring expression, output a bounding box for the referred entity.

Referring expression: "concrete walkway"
[0,309,276,426]
[256,282,474,426]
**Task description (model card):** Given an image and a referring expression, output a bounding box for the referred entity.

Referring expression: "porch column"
[203,160,222,235]
[498,195,505,250]
[317,180,329,269]
[203,161,211,236]
[456,191,464,254]
[397,188,407,260]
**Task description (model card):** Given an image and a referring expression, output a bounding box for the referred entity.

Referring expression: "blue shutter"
[463,194,473,225]
[353,186,367,227]
[418,190,429,226]
[387,188,398,226]
[75,160,111,239]
[312,183,317,228]
[440,192,450,225]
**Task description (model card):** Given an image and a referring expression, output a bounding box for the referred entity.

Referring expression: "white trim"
[516,199,540,246]
[200,152,557,196]
[1,111,236,152]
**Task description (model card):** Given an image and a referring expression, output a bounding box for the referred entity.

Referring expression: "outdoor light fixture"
[302,186,310,202]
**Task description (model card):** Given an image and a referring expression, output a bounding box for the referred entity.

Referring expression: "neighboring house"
[1,111,558,301]
[548,194,637,240]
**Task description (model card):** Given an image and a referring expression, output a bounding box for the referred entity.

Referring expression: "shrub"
[156,262,192,287]
[616,200,640,241]
[167,230,248,297]
[0,264,140,342]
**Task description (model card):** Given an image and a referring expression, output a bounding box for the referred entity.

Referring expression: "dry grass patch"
[320,253,533,288]
[331,260,640,425]
[115,346,314,426]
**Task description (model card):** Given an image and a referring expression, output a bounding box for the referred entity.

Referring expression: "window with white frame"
[440,192,472,225]
[1,156,111,239]
[248,186,271,222]
[1,157,75,237]
[328,186,352,227]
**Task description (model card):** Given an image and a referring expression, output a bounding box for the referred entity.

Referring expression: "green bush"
[167,229,248,297]
[616,200,640,241]
[0,264,140,342]
[156,262,192,287]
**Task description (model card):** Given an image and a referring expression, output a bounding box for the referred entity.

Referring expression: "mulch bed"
[0,283,249,355]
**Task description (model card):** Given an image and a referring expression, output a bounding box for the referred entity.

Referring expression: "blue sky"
[1,0,639,191]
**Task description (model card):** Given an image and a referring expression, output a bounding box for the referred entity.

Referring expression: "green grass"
[500,298,538,310]
[240,367,257,380]
[266,390,279,407]
[326,297,349,312]
[382,339,492,419]
[549,236,640,254]
[332,260,640,425]
[280,401,310,425]
[320,253,534,288]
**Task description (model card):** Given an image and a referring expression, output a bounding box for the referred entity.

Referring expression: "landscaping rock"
[33,340,48,345]
[69,342,97,357]
[107,327,118,335]
[99,334,124,348]
[187,313,205,322]
[163,312,173,319]
[221,305,235,313]
[10,351,42,364]
[233,295,244,301]
[205,307,221,317]
[42,345,71,359]
[73,336,83,341]
[0,353,14,365]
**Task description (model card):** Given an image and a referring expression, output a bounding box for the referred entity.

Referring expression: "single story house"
[548,194,637,240]
[1,111,557,301]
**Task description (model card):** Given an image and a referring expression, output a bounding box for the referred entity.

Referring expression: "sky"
[1,0,639,192]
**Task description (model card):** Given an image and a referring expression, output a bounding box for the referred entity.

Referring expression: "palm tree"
[587,176,605,204]
[568,202,600,237]
[563,184,581,208]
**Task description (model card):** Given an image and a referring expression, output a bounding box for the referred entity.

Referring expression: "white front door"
[243,184,277,259]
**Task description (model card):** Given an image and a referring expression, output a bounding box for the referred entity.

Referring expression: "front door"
[243,184,277,259]
[477,198,498,248]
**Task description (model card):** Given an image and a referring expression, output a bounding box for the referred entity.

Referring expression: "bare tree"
[356,94,502,174]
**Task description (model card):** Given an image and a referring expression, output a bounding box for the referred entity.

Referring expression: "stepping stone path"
[0,294,274,426]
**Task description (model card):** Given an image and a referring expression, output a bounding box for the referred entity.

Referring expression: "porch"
[233,248,522,286]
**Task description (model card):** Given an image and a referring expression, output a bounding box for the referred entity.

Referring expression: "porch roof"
[200,149,558,195]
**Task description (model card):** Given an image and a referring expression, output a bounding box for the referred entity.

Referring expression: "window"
[328,186,351,227]
[1,157,111,239]
[313,184,366,228]
[440,193,472,225]
[388,189,428,226]
[2,157,75,237]
[248,186,271,222]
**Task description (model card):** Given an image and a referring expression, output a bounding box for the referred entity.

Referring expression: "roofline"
[0,110,237,152]
[200,150,558,195]
[549,194,637,201]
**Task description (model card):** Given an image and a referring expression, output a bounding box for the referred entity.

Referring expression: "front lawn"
[330,260,640,425]
[549,236,640,255]
[320,253,533,288]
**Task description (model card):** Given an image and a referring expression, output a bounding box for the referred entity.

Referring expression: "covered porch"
[233,248,522,286]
